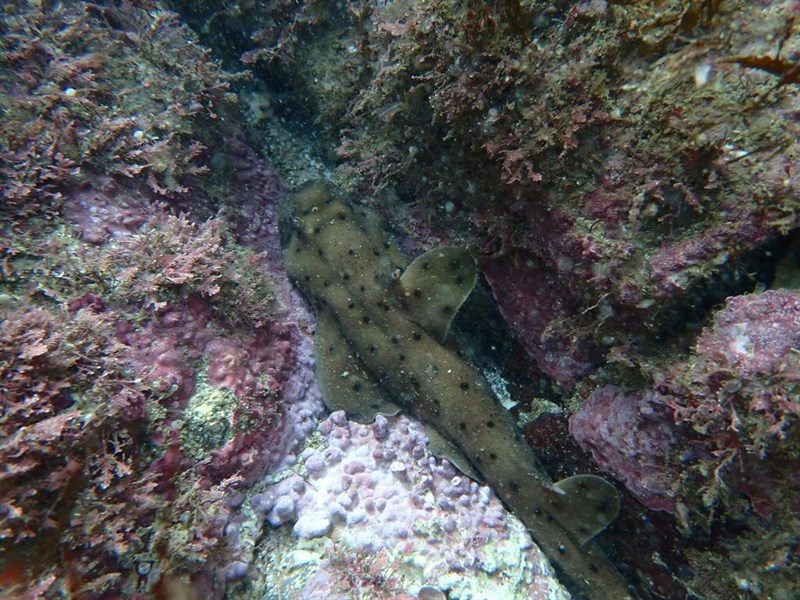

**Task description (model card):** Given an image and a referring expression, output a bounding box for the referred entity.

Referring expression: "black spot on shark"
[281,181,635,600]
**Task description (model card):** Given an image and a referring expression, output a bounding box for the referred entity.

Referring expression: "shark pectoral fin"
[553,474,621,545]
[425,426,483,482]
[314,308,401,422]
[393,246,477,343]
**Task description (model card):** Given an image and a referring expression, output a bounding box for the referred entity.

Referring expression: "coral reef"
[203,4,800,593]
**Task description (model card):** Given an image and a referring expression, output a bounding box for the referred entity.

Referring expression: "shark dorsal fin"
[314,308,401,421]
[553,474,621,545]
[392,246,477,343]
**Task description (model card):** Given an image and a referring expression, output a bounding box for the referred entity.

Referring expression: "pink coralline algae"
[115,299,211,404]
[103,197,325,598]
[571,290,800,528]
[644,221,774,301]
[569,386,681,514]
[669,291,800,512]
[668,289,800,450]
[657,289,800,594]
[63,176,155,244]
[483,249,595,388]
[119,298,321,487]
[245,411,569,599]
[0,190,322,599]
[694,289,800,379]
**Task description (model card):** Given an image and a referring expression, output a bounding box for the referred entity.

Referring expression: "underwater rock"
[666,290,800,514]
[694,289,800,378]
[483,248,595,388]
[569,386,681,514]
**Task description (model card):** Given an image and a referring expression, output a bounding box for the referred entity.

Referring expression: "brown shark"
[282,181,636,600]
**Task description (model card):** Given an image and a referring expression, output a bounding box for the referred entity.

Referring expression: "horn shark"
[281,181,636,600]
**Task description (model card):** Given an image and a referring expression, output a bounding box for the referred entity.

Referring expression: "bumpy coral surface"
[243,411,568,600]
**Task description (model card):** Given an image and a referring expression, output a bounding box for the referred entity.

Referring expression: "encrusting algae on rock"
[281,181,635,599]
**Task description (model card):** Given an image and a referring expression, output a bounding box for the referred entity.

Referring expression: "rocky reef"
[1,1,314,596]
[3,0,800,598]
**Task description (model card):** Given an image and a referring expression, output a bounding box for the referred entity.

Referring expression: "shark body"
[282,182,635,600]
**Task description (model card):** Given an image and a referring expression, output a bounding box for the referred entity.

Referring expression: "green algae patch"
[179,379,236,462]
